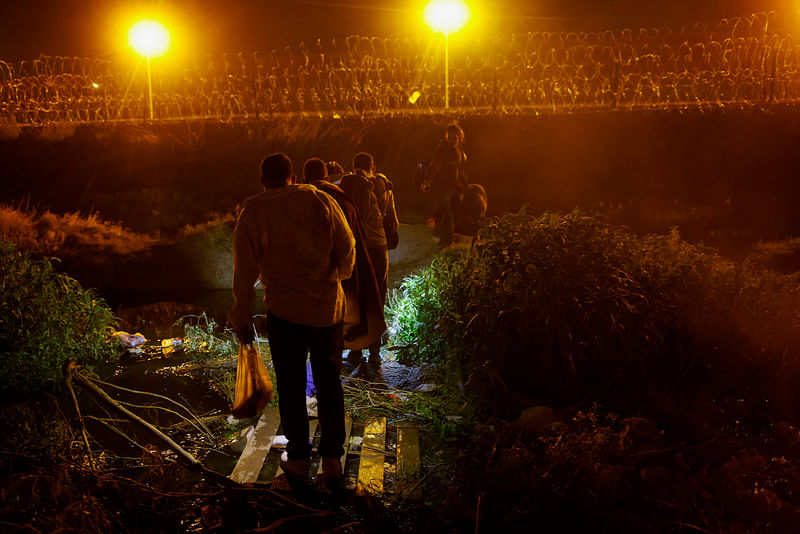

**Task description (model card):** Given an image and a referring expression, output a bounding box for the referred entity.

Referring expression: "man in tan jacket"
[229,152,355,488]
[338,152,398,378]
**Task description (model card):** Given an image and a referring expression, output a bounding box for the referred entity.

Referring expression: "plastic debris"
[112,331,147,348]
[161,337,184,355]
[271,435,289,447]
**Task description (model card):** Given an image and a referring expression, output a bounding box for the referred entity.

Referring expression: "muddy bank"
[2,110,800,244]
[65,222,441,309]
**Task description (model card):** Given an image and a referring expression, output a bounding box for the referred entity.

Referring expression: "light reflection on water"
[102,288,234,312]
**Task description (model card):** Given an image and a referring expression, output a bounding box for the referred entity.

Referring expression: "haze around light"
[128,19,171,57]
[424,0,471,34]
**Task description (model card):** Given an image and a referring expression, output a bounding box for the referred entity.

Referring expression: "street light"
[128,19,170,120]
[424,0,470,109]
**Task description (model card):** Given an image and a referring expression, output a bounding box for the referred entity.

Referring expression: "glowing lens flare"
[128,19,171,57]
[424,0,471,34]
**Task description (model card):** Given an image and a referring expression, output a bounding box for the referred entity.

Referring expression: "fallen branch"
[244,511,332,533]
[0,520,43,534]
[170,414,225,432]
[64,359,233,486]
[322,521,364,534]
[234,486,331,514]
[88,376,216,440]
[63,361,95,469]
[84,415,148,451]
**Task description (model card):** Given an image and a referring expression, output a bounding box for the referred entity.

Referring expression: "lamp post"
[424,0,470,109]
[128,19,170,120]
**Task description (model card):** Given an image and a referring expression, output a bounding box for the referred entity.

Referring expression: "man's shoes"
[344,350,364,375]
[321,457,342,478]
[279,451,310,484]
[318,457,345,494]
[364,357,382,382]
[346,360,363,378]
[345,350,365,378]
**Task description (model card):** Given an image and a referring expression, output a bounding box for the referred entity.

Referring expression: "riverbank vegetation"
[3,206,800,532]
[388,210,800,532]
[0,241,119,396]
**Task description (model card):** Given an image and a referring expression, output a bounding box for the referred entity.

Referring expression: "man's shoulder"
[373,172,392,186]
[240,190,269,209]
[242,184,320,207]
[339,172,372,192]
[310,180,344,195]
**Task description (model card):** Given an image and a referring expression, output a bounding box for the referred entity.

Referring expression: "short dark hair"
[446,124,464,137]
[303,157,327,182]
[352,152,374,172]
[326,160,344,176]
[260,153,293,187]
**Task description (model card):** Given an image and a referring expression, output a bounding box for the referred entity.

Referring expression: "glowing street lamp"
[128,19,170,120]
[424,0,470,109]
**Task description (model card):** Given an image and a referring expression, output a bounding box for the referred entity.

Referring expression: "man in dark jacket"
[229,153,355,490]
[421,123,467,247]
[339,152,398,377]
[302,157,386,354]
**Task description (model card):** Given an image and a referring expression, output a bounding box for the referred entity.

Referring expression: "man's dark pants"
[366,245,388,359]
[267,312,345,461]
[432,186,457,247]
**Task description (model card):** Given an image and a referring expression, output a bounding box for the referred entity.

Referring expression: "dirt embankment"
[3,110,800,235]
[4,110,800,292]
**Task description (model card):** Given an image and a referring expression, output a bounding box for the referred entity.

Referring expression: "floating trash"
[161,337,184,355]
[112,330,147,348]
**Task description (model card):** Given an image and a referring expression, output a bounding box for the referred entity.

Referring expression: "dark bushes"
[0,241,119,396]
[389,210,800,417]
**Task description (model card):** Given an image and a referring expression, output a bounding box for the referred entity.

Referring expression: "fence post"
[492,68,498,112]
[359,69,365,119]
[251,76,259,121]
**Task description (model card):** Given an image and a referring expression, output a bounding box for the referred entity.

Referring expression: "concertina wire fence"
[3,11,800,125]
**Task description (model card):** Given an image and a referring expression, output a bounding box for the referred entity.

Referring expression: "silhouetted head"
[445,124,464,145]
[352,152,375,173]
[303,157,328,183]
[327,161,345,183]
[260,153,294,189]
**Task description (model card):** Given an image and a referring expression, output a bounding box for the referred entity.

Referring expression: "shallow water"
[77,345,230,464]
[103,289,234,311]
[99,290,431,487]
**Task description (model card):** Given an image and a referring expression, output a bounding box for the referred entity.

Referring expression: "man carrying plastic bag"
[229,153,355,492]
[232,339,273,419]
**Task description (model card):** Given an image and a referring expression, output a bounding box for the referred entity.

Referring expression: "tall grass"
[0,204,157,258]
[0,241,120,396]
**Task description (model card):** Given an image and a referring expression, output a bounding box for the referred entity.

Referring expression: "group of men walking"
[227,150,397,493]
[225,123,482,495]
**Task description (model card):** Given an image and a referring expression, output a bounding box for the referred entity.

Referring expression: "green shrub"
[177,312,238,361]
[388,210,800,414]
[0,241,119,396]
[387,245,469,369]
[176,313,281,408]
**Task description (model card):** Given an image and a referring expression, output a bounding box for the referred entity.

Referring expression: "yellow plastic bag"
[232,343,274,419]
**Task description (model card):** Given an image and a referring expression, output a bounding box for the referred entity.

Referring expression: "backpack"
[374,173,399,250]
